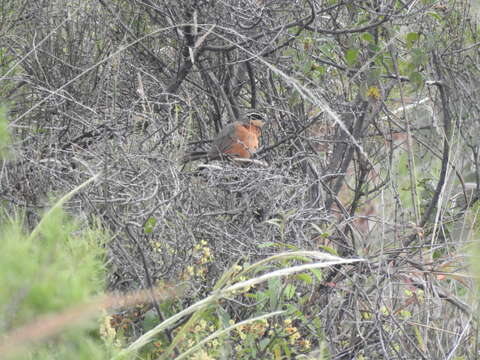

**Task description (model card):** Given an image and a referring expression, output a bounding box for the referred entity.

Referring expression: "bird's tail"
[182,151,209,163]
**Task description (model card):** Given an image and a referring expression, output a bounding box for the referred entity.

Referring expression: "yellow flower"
[289,331,301,345]
[232,264,242,272]
[198,319,207,329]
[99,315,116,340]
[210,339,219,348]
[367,86,381,100]
[285,326,297,334]
[299,339,311,350]
[191,349,214,360]
[197,267,206,278]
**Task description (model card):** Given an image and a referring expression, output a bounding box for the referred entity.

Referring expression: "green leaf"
[273,344,282,359]
[408,71,424,88]
[144,217,157,234]
[427,11,442,21]
[411,48,427,67]
[310,268,323,281]
[362,33,374,43]
[268,277,281,308]
[406,32,420,48]
[283,341,292,358]
[142,310,159,331]
[257,241,278,248]
[284,284,296,300]
[259,338,270,350]
[413,324,425,351]
[216,305,231,328]
[296,273,313,284]
[310,63,325,75]
[346,48,359,67]
[317,245,339,256]
[283,243,299,250]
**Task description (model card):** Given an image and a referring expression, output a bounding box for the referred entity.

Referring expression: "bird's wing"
[208,122,239,157]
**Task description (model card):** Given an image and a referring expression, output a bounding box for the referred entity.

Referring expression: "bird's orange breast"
[224,124,261,158]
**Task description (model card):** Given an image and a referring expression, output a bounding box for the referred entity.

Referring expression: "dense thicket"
[2,0,480,358]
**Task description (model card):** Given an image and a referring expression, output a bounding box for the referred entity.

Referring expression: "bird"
[182,113,264,163]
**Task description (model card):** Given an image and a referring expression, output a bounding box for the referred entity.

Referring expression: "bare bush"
[2,0,480,358]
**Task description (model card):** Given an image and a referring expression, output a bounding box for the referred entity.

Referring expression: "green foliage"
[110,252,354,359]
[345,48,359,67]
[361,33,374,43]
[143,216,157,234]
[406,32,420,49]
[0,209,115,360]
[2,0,479,357]
[27,329,116,360]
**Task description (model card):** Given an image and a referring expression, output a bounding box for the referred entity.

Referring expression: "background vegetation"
[1,0,480,359]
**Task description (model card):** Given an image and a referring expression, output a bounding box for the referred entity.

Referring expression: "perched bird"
[183,113,264,163]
